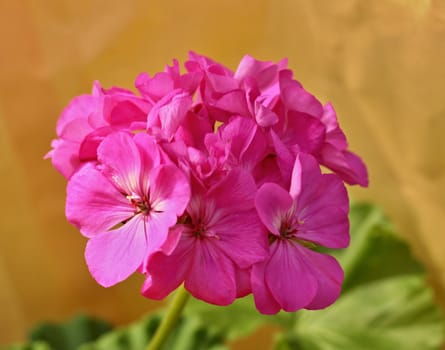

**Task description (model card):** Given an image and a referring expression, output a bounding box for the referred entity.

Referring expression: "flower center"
[193,221,207,238]
[126,193,151,215]
[180,215,220,240]
[279,221,296,238]
[268,219,316,249]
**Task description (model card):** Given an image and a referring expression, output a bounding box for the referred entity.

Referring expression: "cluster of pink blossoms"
[47,52,368,314]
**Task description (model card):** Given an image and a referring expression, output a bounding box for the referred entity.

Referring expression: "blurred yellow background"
[1,0,444,347]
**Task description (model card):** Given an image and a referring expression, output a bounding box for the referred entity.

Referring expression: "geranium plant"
[30,52,443,350]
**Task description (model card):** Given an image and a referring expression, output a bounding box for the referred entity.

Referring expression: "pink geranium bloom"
[185,52,240,122]
[146,90,193,141]
[277,73,368,186]
[229,55,287,127]
[317,103,369,186]
[183,144,228,189]
[213,116,267,171]
[135,59,202,103]
[180,116,267,189]
[145,88,213,150]
[252,154,349,314]
[46,82,152,179]
[141,169,268,305]
[65,132,190,287]
[188,54,285,127]
[47,52,369,312]
[186,51,234,79]
[273,76,327,155]
[234,55,288,93]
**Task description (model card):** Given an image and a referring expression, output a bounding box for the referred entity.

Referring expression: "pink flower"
[212,116,267,171]
[135,59,202,103]
[46,82,152,179]
[146,90,193,141]
[220,55,287,127]
[187,54,368,187]
[145,89,214,149]
[276,73,368,186]
[252,154,349,314]
[180,116,267,189]
[47,52,368,311]
[234,55,288,93]
[65,132,190,287]
[186,53,285,127]
[185,52,239,122]
[317,103,369,186]
[141,169,268,305]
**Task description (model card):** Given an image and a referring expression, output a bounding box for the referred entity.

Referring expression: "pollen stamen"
[126,193,151,215]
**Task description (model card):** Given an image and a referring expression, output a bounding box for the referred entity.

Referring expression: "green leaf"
[279,276,443,350]
[338,203,423,291]
[79,313,228,350]
[1,341,53,350]
[4,313,227,350]
[184,295,292,341]
[27,314,112,350]
[277,203,444,349]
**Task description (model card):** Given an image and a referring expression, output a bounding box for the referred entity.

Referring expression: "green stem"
[146,285,190,350]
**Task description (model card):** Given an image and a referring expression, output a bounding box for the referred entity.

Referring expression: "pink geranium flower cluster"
[47,52,368,314]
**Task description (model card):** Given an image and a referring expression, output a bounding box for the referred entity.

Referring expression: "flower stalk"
[146,285,190,350]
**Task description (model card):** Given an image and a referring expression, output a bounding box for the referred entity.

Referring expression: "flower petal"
[66,163,133,237]
[59,118,93,142]
[145,211,178,255]
[97,132,141,194]
[235,268,252,298]
[208,169,257,216]
[85,215,147,287]
[159,93,192,137]
[319,144,369,187]
[316,173,350,213]
[289,158,350,248]
[298,246,344,310]
[185,239,237,305]
[48,139,82,179]
[234,55,287,90]
[281,79,323,117]
[136,72,174,102]
[78,125,114,161]
[219,116,268,170]
[104,95,150,125]
[212,209,269,268]
[291,153,323,204]
[255,183,294,236]
[142,231,193,300]
[251,260,281,315]
[214,90,250,116]
[56,94,98,137]
[297,206,350,248]
[150,165,190,215]
[265,240,318,312]
[255,102,279,127]
[158,224,184,256]
[321,103,348,148]
[283,111,326,154]
[133,133,161,195]
[295,171,349,248]
[289,155,303,199]
[253,154,285,187]
[269,130,295,186]
[343,150,369,187]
